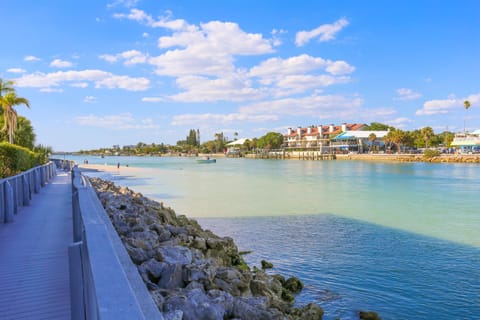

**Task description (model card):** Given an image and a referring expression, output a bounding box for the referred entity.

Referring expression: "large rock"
[164,288,226,320]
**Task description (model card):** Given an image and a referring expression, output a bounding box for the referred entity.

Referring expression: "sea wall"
[89,177,328,320]
[336,153,480,163]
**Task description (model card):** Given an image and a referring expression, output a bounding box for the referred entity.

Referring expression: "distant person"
[117,162,120,169]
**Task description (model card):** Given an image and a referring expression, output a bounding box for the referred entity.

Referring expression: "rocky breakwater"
[89,177,324,320]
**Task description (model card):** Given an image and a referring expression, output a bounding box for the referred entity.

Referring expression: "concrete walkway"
[0,171,72,319]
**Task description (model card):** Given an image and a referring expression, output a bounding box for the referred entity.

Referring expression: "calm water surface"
[67,155,480,319]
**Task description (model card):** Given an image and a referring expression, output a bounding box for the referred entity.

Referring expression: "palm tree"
[0,92,31,144]
[0,78,15,98]
[464,100,471,133]
[421,126,434,148]
[368,133,377,152]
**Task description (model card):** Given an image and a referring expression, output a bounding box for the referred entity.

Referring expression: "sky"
[1,0,479,151]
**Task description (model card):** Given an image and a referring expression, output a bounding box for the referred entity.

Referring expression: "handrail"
[69,166,163,320]
[0,162,56,223]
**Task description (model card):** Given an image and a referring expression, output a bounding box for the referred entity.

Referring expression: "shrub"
[423,149,441,159]
[0,142,38,178]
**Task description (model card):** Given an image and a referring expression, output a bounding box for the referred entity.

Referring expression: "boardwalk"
[0,171,72,319]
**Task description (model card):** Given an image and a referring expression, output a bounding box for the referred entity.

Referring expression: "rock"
[290,303,324,320]
[124,243,153,265]
[140,258,166,282]
[261,259,274,269]
[231,297,272,320]
[158,245,193,265]
[164,288,226,320]
[284,276,304,294]
[359,310,381,320]
[158,263,185,289]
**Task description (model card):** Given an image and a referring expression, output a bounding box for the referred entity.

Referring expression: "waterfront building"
[331,130,389,153]
[284,123,366,148]
[451,129,480,153]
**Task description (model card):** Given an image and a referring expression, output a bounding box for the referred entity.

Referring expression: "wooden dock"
[249,149,336,160]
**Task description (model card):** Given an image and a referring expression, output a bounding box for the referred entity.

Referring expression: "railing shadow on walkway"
[69,165,163,320]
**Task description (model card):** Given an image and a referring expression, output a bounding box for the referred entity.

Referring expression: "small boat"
[196,158,216,164]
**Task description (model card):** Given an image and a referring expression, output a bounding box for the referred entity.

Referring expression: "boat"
[196,158,216,164]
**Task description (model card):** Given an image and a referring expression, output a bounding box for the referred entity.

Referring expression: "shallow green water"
[67,155,480,319]
[71,155,480,247]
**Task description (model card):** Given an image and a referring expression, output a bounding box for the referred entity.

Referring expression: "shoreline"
[70,153,480,164]
[335,153,480,163]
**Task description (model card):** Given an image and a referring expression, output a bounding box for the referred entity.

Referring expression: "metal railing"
[0,162,56,223]
[69,166,163,320]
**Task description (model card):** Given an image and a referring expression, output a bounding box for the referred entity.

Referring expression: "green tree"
[0,92,31,144]
[421,126,434,148]
[12,116,36,149]
[368,133,377,151]
[364,122,393,131]
[257,132,284,150]
[214,132,226,153]
[464,100,471,133]
[0,78,15,98]
[186,129,199,147]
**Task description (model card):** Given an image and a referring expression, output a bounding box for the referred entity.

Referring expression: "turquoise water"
[66,155,480,319]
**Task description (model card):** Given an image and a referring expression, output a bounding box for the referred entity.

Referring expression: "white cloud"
[113,9,191,31]
[149,20,274,78]
[7,68,26,74]
[142,97,165,102]
[386,117,414,128]
[84,96,98,103]
[168,74,265,102]
[24,55,41,62]
[71,82,89,88]
[50,59,74,68]
[248,54,354,96]
[107,0,140,8]
[171,113,278,126]
[417,99,456,115]
[99,50,147,65]
[75,113,159,129]
[15,70,150,91]
[295,18,349,46]
[239,94,364,118]
[416,93,480,116]
[250,54,354,79]
[396,88,422,101]
[39,87,63,93]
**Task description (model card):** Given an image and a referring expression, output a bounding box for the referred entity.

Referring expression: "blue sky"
[1,0,479,151]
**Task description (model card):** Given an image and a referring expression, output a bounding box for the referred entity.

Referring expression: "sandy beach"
[77,163,143,174]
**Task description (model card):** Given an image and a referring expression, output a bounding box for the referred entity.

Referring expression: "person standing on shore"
[117,162,120,169]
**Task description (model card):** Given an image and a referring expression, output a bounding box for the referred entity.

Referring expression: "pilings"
[0,162,57,224]
[250,149,336,160]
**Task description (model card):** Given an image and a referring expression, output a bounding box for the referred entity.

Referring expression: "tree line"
[1,78,51,177]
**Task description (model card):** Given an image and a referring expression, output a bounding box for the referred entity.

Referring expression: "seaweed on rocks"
[89,177,324,320]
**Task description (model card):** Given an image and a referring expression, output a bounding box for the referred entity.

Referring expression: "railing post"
[34,169,41,193]
[22,175,30,206]
[4,181,14,223]
[69,241,86,320]
[0,182,5,223]
[72,190,82,242]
